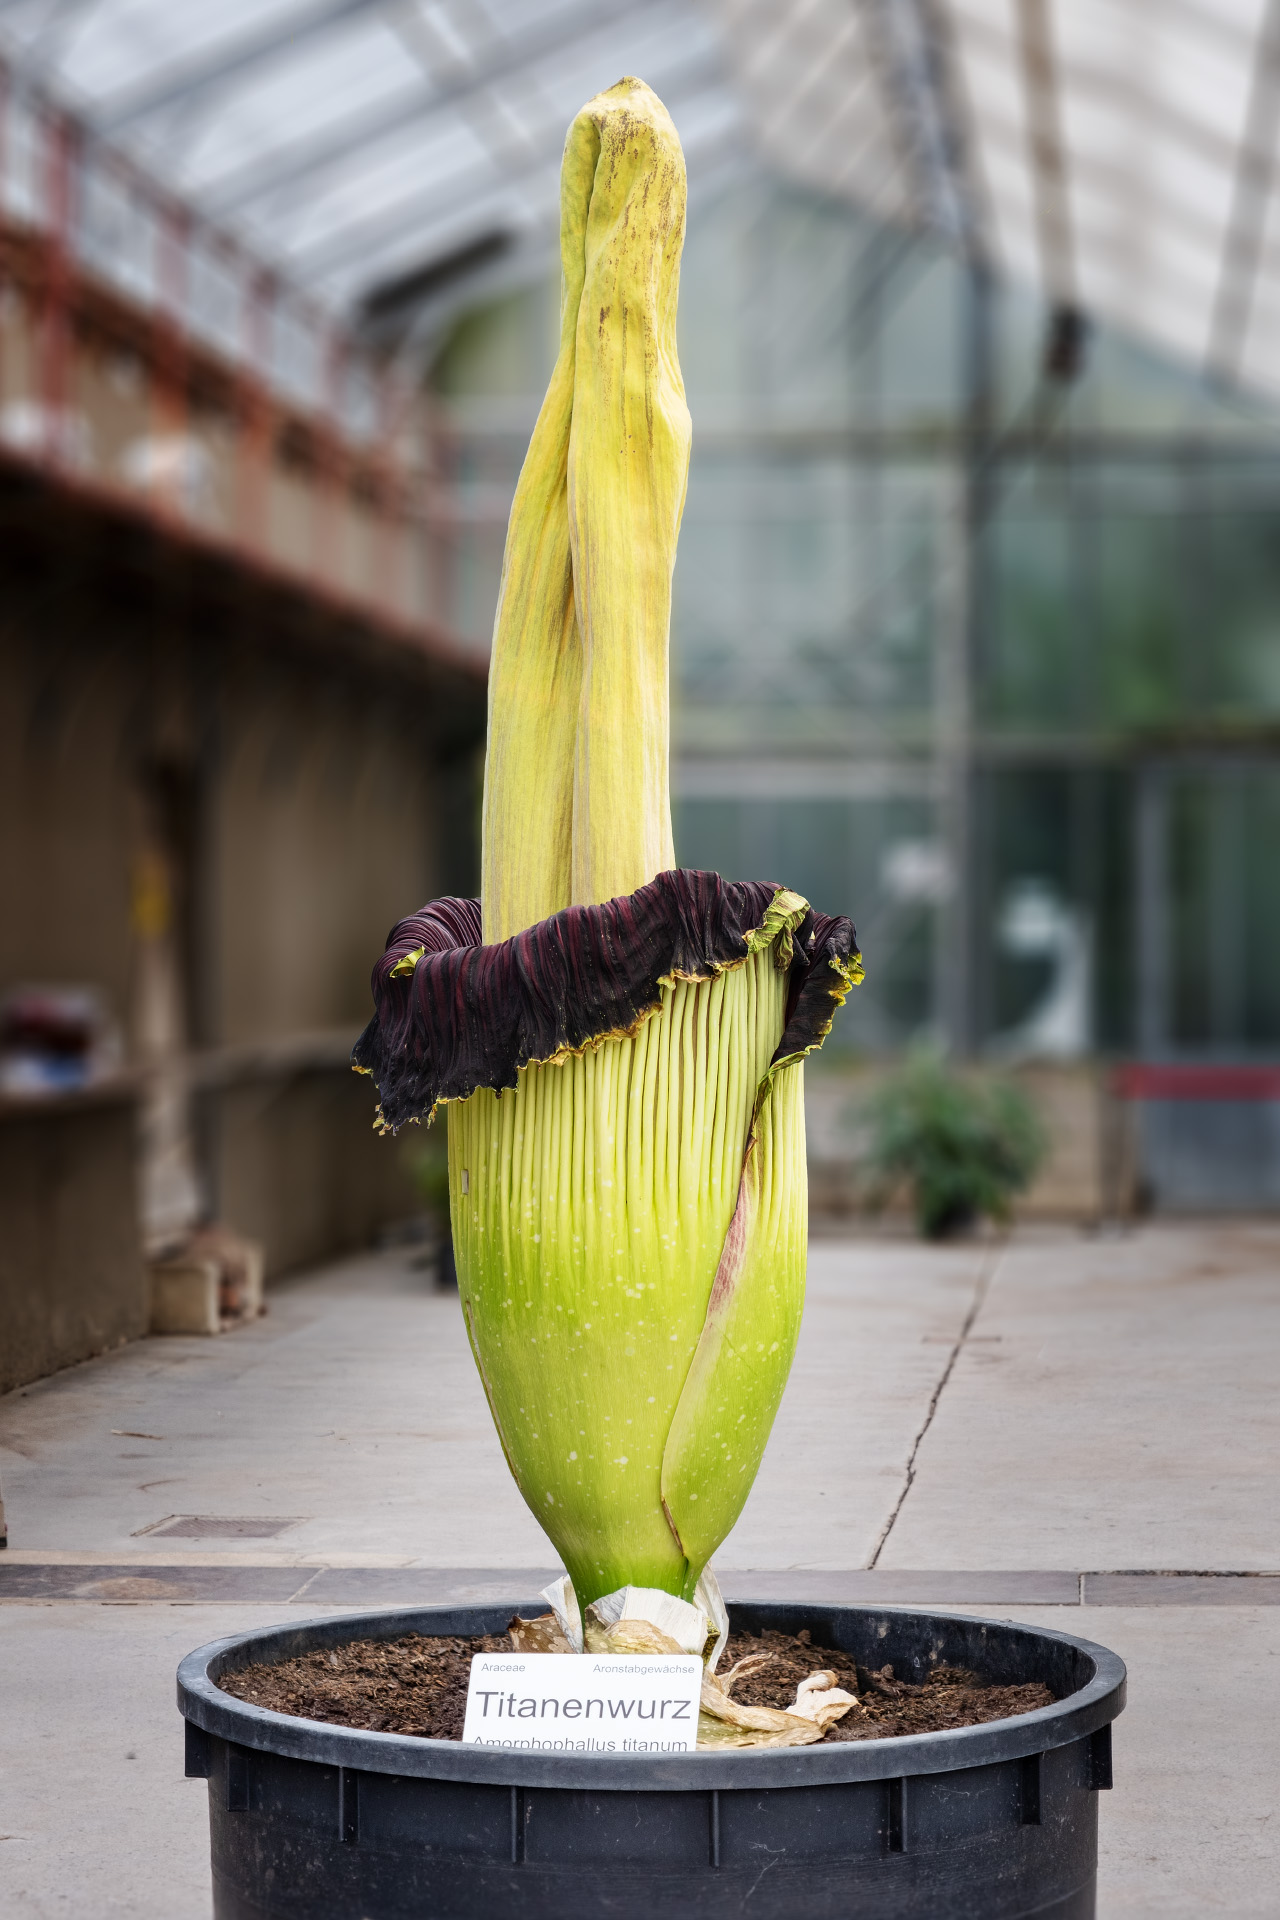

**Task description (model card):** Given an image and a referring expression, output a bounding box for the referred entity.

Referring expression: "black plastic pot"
[178,1600,1125,1920]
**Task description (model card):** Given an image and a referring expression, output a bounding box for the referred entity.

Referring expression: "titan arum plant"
[355,79,861,1657]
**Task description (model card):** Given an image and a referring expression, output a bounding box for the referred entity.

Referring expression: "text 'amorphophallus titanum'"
[354,78,861,1626]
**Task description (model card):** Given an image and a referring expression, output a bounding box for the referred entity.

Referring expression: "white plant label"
[461,1653,702,1752]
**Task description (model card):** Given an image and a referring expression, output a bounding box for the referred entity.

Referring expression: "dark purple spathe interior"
[352,869,859,1131]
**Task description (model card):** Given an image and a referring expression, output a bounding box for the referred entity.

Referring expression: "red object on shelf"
[1113,1063,1280,1101]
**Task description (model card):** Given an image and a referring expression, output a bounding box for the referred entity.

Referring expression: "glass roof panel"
[0,0,733,311]
[0,0,1277,403]
[714,0,1280,402]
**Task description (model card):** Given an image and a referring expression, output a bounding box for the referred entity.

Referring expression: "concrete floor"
[879,1223,1280,1572]
[2,1222,1278,1917]
[0,1238,997,1569]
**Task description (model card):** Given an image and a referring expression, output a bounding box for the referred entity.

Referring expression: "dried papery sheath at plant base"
[354,78,860,1619]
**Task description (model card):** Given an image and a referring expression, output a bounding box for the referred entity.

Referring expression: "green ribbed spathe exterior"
[449,901,810,1608]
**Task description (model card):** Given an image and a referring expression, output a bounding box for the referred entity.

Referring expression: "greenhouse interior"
[3,8,1280,1917]
[1,0,1279,1350]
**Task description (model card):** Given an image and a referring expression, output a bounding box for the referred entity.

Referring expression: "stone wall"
[0,1087,147,1394]
[0,513,484,1385]
[211,1065,420,1280]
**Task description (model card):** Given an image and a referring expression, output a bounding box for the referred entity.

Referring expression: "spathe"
[352,869,860,1132]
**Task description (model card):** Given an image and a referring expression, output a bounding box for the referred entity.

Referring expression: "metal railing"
[0,59,476,666]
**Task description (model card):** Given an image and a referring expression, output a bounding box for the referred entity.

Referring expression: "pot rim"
[177,1600,1126,1792]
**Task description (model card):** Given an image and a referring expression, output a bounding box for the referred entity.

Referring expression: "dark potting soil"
[720,1627,1054,1742]
[217,1625,1054,1744]
[219,1632,512,1741]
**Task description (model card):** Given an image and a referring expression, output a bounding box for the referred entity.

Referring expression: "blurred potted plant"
[863,1047,1046,1239]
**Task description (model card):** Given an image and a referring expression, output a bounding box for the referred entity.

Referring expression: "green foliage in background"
[863,1050,1046,1240]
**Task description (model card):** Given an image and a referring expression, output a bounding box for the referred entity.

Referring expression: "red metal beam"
[0,55,479,676]
[0,434,485,684]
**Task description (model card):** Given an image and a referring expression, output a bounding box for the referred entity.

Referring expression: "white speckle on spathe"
[569,1451,577,1461]
[615,1457,629,1466]
[545,1492,555,1504]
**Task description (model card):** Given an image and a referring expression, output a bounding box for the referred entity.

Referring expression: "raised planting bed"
[178,1600,1125,1920]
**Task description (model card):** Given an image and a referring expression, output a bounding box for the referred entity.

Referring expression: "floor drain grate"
[134,1516,306,1539]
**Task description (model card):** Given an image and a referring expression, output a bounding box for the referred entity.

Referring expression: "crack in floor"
[866,1244,1007,1571]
